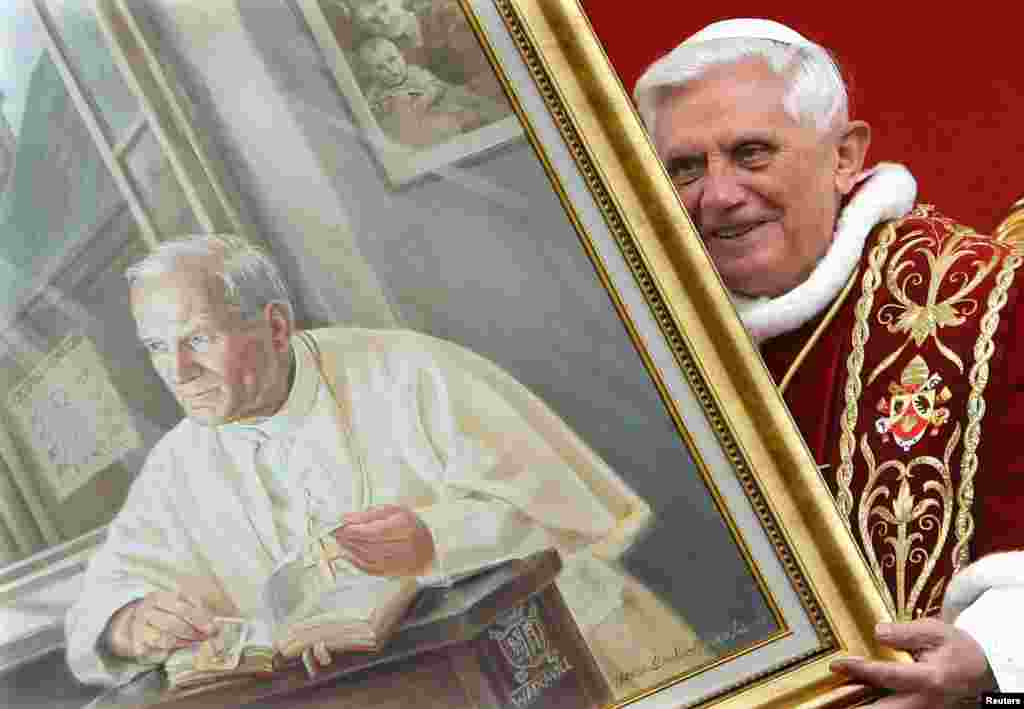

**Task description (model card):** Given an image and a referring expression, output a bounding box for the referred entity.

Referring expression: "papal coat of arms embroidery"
[874,355,952,452]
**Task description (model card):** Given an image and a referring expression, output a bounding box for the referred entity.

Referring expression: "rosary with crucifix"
[302,489,346,583]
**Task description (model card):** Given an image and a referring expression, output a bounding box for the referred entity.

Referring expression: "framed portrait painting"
[0,1,900,708]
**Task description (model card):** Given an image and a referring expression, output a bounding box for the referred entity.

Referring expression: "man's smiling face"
[653,58,849,298]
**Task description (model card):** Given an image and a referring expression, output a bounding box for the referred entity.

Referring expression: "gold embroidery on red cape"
[833,206,1023,617]
[858,425,958,621]
[868,228,999,386]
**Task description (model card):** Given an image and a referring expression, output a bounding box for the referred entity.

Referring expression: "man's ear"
[834,120,871,196]
[263,302,293,353]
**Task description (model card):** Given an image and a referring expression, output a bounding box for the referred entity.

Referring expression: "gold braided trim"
[836,224,898,523]
[952,245,1023,571]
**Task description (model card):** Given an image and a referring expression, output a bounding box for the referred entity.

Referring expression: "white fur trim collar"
[731,163,917,343]
[942,551,1024,623]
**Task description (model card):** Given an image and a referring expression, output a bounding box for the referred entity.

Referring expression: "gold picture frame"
[461,2,895,706]
[0,1,897,707]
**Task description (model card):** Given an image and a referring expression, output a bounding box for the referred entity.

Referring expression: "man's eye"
[735,144,772,167]
[666,159,705,187]
[187,334,213,352]
[143,341,168,355]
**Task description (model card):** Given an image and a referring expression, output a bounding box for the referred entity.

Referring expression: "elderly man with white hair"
[64,234,706,697]
[636,18,1024,707]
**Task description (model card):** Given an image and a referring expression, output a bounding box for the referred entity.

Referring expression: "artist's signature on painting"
[613,644,704,686]
[613,617,773,687]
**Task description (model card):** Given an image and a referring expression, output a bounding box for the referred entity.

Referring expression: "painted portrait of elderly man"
[64,234,710,698]
[0,3,842,708]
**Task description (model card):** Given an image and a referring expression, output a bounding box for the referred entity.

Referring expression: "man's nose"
[698,161,746,214]
[163,346,199,385]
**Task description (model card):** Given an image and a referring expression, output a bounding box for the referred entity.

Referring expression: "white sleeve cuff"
[65,587,157,687]
[416,497,523,582]
[954,586,1024,692]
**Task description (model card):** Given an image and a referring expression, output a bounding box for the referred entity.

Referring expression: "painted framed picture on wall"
[0,1,904,708]
[295,0,523,186]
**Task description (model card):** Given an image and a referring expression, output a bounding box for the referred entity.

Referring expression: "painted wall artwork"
[8,334,140,502]
[297,0,522,185]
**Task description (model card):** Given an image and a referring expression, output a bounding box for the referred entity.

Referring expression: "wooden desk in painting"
[84,550,611,709]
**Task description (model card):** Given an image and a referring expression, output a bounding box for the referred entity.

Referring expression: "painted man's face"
[652,59,859,298]
[131,268,289,426]
[361,39,407,87]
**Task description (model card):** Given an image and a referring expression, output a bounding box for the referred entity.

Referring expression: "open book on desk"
[163,537,520,692]
[88,550,608,709]
[163,618,277,691]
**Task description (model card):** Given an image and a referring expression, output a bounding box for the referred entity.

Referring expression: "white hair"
[125,234,294,322]
[634,37,848,140]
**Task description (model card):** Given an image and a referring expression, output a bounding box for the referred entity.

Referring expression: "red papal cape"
[761,203,1024,621]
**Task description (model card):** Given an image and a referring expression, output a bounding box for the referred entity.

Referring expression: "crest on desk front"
[487,602,577,704]
[488,598,574,702]
[490,601,551,678]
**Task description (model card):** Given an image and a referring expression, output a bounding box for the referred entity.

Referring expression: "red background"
[578,3,1022,233]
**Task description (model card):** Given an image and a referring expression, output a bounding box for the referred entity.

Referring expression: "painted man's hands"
[831,619,996,708]
[106,591,217,661]
[104,506,435,662]
[333,504,435,577]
